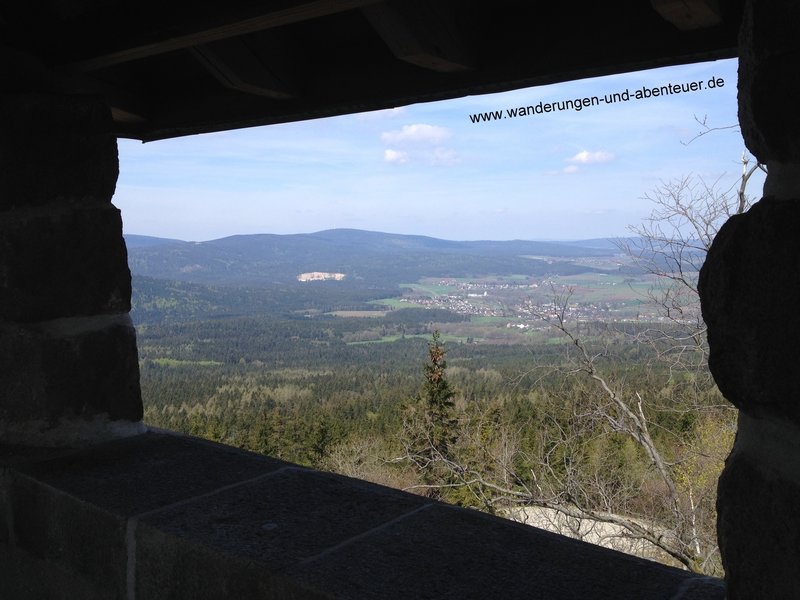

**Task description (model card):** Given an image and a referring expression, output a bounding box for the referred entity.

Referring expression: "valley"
[128,230,678,346]
[127,228,724,575]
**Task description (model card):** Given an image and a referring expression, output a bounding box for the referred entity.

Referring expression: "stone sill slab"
[0,430,725,599]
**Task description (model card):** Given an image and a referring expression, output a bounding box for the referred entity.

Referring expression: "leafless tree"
[396,290,728,573]
[527,290,719,571]
[396,155,765,575]
[617,152,766,375]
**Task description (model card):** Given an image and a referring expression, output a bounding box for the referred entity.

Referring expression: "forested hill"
[125,229,617,288]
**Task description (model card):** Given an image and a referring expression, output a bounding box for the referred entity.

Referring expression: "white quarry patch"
[0,414,146,447]
[297,272,346,282]
[507,507,675,564]
[179,263,204,273]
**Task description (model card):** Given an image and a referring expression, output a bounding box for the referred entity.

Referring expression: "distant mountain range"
[125,229,624,288]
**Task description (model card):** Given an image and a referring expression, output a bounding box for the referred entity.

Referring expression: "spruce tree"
[422,330,457,460]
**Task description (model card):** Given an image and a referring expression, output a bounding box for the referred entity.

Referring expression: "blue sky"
[115,57,763,242]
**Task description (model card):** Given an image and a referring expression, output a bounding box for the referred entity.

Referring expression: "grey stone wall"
[699,1,800,596]
[0,93,143,446]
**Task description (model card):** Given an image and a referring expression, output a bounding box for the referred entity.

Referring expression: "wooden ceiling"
[2,0,742,141]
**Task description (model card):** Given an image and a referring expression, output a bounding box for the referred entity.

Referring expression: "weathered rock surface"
[699,4,800,595]
[0,92,141,446]
[700,195,800,599]
[0,431,727,600]
[699,197,800,425]
[738,0,800,164]
[0,93,118,212]
[0,204,131,322]
[716,444,800,599]
[0,317,142,443]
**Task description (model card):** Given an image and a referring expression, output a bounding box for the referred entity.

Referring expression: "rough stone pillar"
[698,1,800,597]
[0,93,144,446]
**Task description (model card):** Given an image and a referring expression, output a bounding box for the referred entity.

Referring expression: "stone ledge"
[0,430,725,599]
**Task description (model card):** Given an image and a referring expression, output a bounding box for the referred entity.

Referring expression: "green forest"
[135,285,732,576]
[129,162,761,578]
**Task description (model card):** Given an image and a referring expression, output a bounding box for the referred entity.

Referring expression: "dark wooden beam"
[69,80,150,124]
[60,0,381,73]
[651,0,722,31]
[362,0,472,73]
[51,72,151,124]
[191,39,295,100]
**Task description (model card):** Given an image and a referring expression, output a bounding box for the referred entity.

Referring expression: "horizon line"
[123,228,632,245]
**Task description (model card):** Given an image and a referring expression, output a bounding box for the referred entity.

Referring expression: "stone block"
[2,430,719,599]
[286,504,710,600]
[13,431,290,515]
[2,432,291,598]
[135,465,428,598]
[0,544,115,600]
[738,0,800,163]
[699,198,800,424]
[0,93,118,212]
[717,452,800,599]
[136,467,427,570]
[135,527,330,600]
[0,316,142,441]
[4,470,129,598]
[0,471,10,545]
[0,204,131,322]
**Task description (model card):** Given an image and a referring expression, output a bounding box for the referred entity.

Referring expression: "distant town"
[394,273,699,326]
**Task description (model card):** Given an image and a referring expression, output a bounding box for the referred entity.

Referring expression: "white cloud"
[384,149,409,164]
[430,147,459,166]
[563,164,580,174]
[381,124,452,145]
[568,150,615,164]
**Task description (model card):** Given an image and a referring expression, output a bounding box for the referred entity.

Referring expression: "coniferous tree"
[422,330,457,460]
[401,330,459,500]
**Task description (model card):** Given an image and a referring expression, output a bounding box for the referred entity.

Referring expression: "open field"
[149,358,224,367]
[369,297,425,309]
[328,310,389,318]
